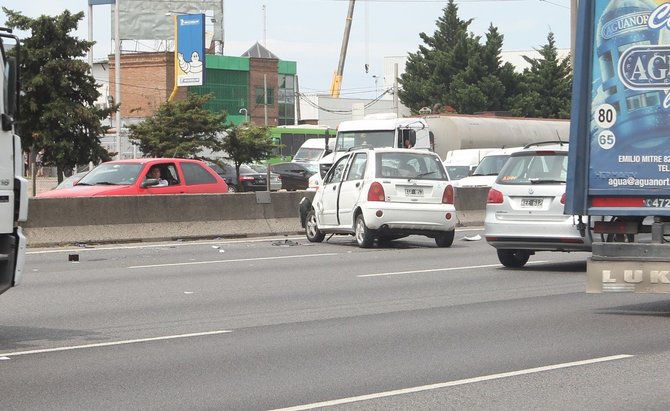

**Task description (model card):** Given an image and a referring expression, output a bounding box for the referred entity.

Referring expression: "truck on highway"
[316,113,569,180]
[566,1,670,293]
[425,114,570,161]
[317,113,432,178]
[0,27,28,296]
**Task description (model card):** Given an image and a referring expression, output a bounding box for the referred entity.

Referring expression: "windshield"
[445,165,470,180]
[77,163,144,185]
[335,130,395,151]
[376,152,448,180]
[497,153,567,185]
[294,147,324,161]
[471,155,510,176]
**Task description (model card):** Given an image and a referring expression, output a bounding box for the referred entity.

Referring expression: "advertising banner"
[588,1,670,196]
[112,1,223,42]
[176,14,205,87]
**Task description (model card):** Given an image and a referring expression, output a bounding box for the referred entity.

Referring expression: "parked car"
[270,162,318,191]
[484,142,593,267]
[36,158,228,198]
[54,171,89,190]
[209,162,281,192]
[299,148,457,248]
[456,147,524,188]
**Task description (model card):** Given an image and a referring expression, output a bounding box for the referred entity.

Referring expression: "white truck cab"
[0,28,27,296]
[318,114,433,178]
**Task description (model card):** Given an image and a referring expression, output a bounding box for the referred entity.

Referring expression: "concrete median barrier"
[24,188,489,247]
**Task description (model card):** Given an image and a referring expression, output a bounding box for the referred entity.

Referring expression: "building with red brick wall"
[107,43,297,126]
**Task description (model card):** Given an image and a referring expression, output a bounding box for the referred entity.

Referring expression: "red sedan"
[36,158,228,198]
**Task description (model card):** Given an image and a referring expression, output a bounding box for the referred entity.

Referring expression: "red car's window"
[181,162,218,185]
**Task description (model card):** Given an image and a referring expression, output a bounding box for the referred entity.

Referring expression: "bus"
[269,125,332,163]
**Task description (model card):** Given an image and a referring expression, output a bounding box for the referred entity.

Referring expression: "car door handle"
[355,182,360,188]
[332,185,337,191]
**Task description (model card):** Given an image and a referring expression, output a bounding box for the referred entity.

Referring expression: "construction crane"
[329,0,356,98]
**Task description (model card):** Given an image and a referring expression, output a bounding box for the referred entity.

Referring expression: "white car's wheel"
[305,210,325,242]
[355,214,374,248]
[434,230,455,247]
[497,249,530,268]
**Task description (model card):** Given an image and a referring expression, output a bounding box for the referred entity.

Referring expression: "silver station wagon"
[299,148,457,248]
[485,142,594,267]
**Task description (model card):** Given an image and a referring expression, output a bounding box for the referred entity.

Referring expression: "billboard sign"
[176,14,205,87]
[566,0,670,216]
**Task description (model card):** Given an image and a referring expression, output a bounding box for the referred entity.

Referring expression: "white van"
[443,148,499,181]
[456,147,525,188]
[292,138,333,163]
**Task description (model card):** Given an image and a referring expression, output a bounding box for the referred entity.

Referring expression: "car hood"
[36,184,134,198]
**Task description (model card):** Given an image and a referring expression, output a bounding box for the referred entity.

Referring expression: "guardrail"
[24,187,490,247]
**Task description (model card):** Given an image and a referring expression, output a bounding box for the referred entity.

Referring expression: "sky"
[1,0,572,99]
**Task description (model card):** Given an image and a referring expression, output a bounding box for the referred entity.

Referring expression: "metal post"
[571,0,578,70]
[264,74,269,191]
[114,0,122,160]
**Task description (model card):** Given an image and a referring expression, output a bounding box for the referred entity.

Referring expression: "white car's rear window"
[376,152,448,180]
[497,152,567,185]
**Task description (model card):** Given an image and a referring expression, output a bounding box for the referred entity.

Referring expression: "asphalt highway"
[1,228,669,410]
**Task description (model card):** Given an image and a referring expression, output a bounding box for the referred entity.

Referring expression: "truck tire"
[497,249,530,268]
[434,230,455,247]
[305,210,325,242]
[355,214,374,248]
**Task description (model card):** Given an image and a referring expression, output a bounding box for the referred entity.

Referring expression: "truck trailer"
[566,1,670,293]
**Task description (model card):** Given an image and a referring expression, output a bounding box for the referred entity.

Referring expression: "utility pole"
[393,63,399,116]
[114,0,122,160]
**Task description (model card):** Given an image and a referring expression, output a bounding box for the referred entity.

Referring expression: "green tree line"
[398,0,572,118]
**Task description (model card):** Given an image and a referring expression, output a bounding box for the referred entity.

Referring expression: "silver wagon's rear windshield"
[497,152,567,185]
[376,152,448,180]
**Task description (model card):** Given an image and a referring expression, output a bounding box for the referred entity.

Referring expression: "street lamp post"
[239,108,248,123]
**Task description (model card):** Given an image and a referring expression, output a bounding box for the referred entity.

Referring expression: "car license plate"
[405,187,423,197]
[520,198,543,208]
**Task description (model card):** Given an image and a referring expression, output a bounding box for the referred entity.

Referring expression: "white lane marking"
[0,330,233,358]
[358,261,549,277]
[128,253,339,269]
[269,354,633,411]
[27,236,306,255]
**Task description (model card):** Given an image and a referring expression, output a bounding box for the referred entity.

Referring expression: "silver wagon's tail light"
[368,182,385,202]
[561,192,566,204]
[487,188,504,204]
[442,185,454,204]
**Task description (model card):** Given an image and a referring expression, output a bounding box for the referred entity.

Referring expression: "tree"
[3,8,113,182]
[511,32,572,119]
[128,93,227,158]
[398,1,520,114]
[218,124,275,192]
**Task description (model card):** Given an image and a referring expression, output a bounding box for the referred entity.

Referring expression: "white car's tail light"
[561,192,566,204]
[368,182,385,202]
[487,188,504,204]
[442,185,454,204]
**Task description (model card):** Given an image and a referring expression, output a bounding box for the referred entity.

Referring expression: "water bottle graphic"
[590,0,670,190]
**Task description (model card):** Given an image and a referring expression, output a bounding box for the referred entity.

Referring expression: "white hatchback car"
[484,142,593,267]
[299,148,457,248]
